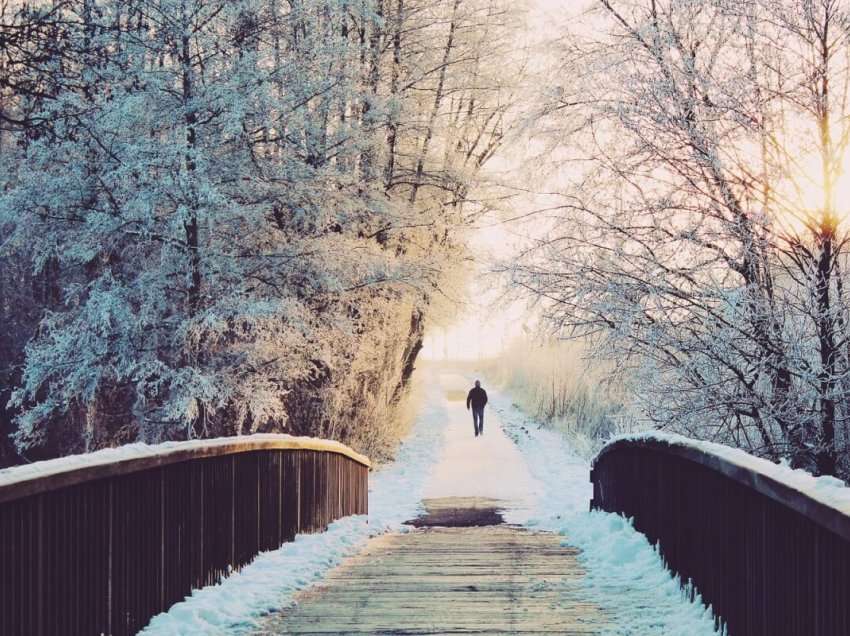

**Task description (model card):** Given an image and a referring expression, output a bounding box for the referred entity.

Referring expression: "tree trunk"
[384,0,403,191]
[408,0,461,206]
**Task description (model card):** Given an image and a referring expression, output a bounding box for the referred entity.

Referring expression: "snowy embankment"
[142,375,448,635]
[487,389,723,635]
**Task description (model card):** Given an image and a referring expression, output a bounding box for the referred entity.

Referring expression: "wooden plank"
[257,525,607,634]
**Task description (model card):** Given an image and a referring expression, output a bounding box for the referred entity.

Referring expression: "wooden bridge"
[1,426,850,635]
[0,436,369,635]
[259,497,605,634]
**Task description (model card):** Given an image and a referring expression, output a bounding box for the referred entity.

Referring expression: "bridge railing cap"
[594,431,850,541]
[0,433,370,504]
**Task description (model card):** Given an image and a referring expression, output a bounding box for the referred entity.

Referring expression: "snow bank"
[144,516,370,635]
[141,374,448,634]
[488,389,723,635]
[0,433,367,491]
[605,430,850,517]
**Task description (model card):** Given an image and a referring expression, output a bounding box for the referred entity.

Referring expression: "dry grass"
[481,338,630,459]
[344,364,427,465]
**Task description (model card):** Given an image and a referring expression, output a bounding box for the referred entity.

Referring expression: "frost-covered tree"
[513,0,850,477]
[0,0,524,462]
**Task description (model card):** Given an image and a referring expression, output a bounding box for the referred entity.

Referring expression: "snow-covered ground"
[142,366,721,634]
[420,373,543,525]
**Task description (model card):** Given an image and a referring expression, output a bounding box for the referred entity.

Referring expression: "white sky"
[421,0,590,361]
[420,188,536,361]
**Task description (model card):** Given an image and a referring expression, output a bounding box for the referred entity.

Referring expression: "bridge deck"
[257,498,606,634]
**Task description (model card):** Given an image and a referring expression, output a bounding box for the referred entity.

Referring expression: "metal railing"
[591,436,850,636]
[0,435,370,635]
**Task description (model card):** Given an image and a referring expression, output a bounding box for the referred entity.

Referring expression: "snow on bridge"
[145,370,718,635]
[4,370,850,635]
[5,364,847,634]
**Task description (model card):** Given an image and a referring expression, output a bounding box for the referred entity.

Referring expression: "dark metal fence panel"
[0,438,369,636]
[591,440,850,636]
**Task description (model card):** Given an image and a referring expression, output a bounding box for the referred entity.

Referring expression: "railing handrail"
[0,433,370,505]
[594,433,850,541]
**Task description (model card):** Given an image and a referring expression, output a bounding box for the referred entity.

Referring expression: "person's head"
[474,380,481,388]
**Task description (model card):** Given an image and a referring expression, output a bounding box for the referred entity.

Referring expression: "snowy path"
[255,372,607,633]
[143,366,721,635]
[420,372,543,522]
[258,523,606,634]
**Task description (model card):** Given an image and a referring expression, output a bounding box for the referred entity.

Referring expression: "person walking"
[466,380,488,437]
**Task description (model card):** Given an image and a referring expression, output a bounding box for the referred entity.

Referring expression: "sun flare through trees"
[510,0,850,479]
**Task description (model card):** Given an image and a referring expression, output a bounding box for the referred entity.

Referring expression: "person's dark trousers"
[472,408,484,436]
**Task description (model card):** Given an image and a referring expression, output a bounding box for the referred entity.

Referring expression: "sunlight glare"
[773,148,850,236]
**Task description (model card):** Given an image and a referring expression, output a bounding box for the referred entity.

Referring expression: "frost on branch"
[0,0,524,463]
[512,0,850,480]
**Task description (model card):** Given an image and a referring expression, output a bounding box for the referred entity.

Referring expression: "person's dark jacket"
[466,387,488,410]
